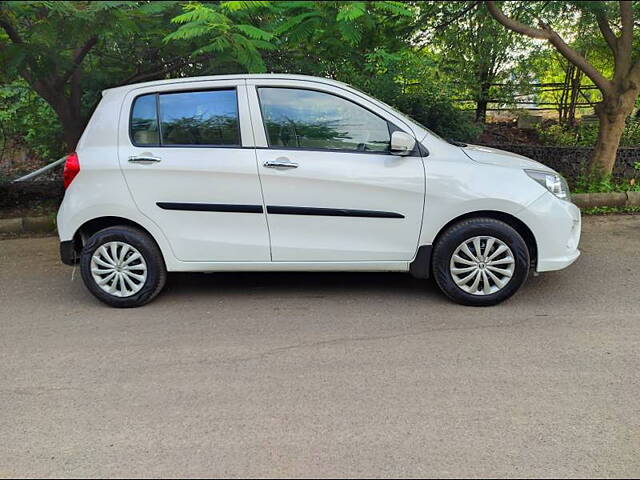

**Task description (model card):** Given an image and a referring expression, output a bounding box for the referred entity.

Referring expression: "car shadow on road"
[164,271,443,300]
[158,269,565,309]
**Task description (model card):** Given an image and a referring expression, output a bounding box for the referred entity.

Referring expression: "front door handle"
[263,158,298,169]
[129,155,162,163]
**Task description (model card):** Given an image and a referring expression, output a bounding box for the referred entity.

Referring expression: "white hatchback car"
[57,74,581,307]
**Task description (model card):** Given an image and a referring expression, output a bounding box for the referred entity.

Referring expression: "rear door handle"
[129,155,161,163]
[263,158,298,169]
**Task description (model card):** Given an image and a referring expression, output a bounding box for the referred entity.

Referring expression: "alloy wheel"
[449,235,515,296]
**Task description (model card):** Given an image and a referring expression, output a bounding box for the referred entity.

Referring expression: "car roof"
[102,73,351,96]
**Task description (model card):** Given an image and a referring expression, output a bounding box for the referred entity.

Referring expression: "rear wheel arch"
[72,216,164,261]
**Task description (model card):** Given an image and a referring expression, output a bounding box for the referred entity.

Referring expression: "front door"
[248,83,425,262]
[118,82,270,262]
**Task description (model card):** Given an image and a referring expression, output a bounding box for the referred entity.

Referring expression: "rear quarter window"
[130,94,159,145]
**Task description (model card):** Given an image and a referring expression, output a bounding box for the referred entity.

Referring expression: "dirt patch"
[478,122,542,145]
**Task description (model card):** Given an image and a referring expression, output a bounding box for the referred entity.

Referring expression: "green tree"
[163,1,275,73]
[166,1,417,77]
[422,2,528,123]
[0,80,64,161]
[166,1,479,140]
[486,0,640,176]
[0,1,273,153]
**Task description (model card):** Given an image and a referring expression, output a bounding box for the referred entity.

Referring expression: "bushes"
[390,92,481,142]
[572,158,640,193]
[537,118,640,147]
[344,50,482,143]
[0,81,66,162]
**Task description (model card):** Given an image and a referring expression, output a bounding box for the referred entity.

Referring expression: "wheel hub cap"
[449,236,515,296]
[90,241,147,298]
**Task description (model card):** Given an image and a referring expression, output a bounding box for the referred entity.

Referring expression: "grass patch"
[573,175,640,194]
[581,205,640,215]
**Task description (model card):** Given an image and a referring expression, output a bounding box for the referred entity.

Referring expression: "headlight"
[525,169,570,200]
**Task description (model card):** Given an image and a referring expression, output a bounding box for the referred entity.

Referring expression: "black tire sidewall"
[80,226,166,308]
[432,218,530,306]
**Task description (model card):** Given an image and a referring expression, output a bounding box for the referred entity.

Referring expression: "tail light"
[63,152,80,189]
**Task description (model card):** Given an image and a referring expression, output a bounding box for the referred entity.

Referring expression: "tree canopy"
[1,0,639,177]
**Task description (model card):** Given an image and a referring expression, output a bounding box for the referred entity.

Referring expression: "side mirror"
[390,131,416,156]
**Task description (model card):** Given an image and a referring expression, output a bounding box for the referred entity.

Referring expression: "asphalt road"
[1,215,639,478]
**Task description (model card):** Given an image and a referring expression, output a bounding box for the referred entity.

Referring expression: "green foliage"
[0,82,65,160]
[354,49,481,141]
[0,0,483,160]
[424,2,532,118]
[581,206,640,215]
[164,2,274,72]
[162,1,478,140]
[573,173,640,194]
[538,120,640,147]
[0,0,205,149]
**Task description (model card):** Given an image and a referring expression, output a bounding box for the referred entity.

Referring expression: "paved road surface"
[1,215,639,478]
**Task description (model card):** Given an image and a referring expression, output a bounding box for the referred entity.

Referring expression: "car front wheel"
[79,226,167,308]
[432,218,530,306]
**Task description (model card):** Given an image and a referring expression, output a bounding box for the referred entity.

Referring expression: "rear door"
[118,80,270,262]
[247,80,425,262]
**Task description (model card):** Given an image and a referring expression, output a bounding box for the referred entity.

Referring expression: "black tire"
[432,218,530,306]
[79,226,167,308]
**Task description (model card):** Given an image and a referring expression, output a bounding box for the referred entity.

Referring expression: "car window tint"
[159,90,239,146]
[258,88,390,152]
[130,94,159,145]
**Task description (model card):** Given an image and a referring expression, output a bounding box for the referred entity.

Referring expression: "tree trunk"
[589,91,637,176]
[475,79,491,123]
[475,98,488,123]
[30,76,87,153]
[48,98,86,153]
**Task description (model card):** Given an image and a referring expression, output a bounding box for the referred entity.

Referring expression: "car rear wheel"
[79,226,166,307]
[432,218,530,306]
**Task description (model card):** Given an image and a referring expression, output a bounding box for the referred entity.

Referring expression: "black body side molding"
[157,202,263,213]
[156,202,404,219]
[266,205,404,218]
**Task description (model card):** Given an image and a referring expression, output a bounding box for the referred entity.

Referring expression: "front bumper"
[517,192,581,272]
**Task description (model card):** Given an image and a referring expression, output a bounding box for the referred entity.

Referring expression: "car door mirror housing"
[390,131,416,156]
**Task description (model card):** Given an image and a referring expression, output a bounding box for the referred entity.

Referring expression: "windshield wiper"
[447,139,468,147]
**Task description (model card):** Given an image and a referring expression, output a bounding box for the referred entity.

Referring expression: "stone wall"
[0,181,64,211]
[481,144,640,183]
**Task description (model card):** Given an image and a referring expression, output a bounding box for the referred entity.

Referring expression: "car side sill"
[165,260,410,273]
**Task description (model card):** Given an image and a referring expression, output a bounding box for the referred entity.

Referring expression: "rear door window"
[130,89,240,146]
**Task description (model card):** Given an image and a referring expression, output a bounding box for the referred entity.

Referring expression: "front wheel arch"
[430,210,537,272]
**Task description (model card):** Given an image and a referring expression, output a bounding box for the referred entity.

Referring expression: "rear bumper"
[517,192,581,272]
[60,240,78,265]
